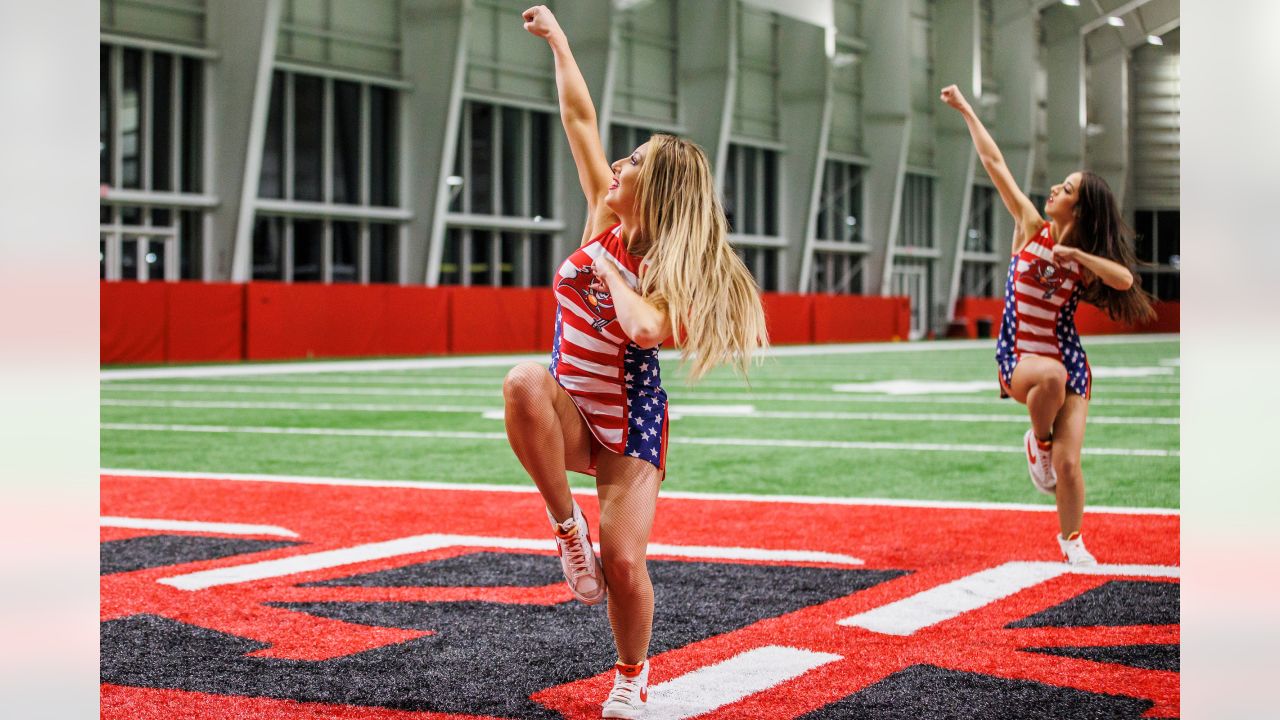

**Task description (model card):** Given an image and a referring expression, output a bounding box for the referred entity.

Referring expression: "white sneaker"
[1024,429,1056,495]
[548,503,606,605]
[1058,532,1098,566]
[602,660,649,719]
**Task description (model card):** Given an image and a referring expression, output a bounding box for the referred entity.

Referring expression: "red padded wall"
[812,295,911,343]
[108,282,1176,366]
[953,297,1179,338]
[378,286,451,356]
[101,281,166,364]
[166,283,244,362]
[448,286,545,355]
[761,293,815,345]
[246,283,450,360]
[1075,301,1179,335]
[953,297,1004,338]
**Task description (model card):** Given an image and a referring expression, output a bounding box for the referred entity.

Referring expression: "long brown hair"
[1064,172,1157,326]
[629,134,769,382]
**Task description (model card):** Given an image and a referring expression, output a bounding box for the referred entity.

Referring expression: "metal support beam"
[1043,6,1086,190]
[777,15,830,293]
[675,0,736,191]
[207,0,282,281]
[404,0,469,286]
[860,0,912,296]
[1086,48,1129,208]
[935,0,981,324]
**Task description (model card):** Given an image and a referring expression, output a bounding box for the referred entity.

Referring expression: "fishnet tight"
[503,361,663,664]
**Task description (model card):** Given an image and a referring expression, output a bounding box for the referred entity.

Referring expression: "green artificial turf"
[102,339,1179,508]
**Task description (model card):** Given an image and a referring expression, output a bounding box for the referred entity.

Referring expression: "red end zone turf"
[100,474,1179,719]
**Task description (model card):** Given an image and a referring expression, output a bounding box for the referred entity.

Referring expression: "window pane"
[1134,210,1154,262]
[252,216,283,280]
[259,71,285,198]
[293,74,324,201]
[121,238,139,279]
[1159,272,1180,301]
[1137,271,1156,298]
[152,53,173,191]
[500,232,518,285]
[846,166,862,242]
[762,149,777,235]
[470,230,492,285]
[441,228,461,285]
[1157,211,1179,265]
[501,107,524,216]
[469,102,494,214]
[610,124,631,166]
[293,219,323,281]
[100,237,107,279]
[742,146,758,234]
[332,221,359,282]
[180,210,203,280]
[145,238,166,281]
[831,163,847,242]
[332,80,361,204]
[847,256,865,294]
[449,118,464,213]
[723,145,738,232]
[121,48,143,189]
[530,110,551,217]
[816,162,831,240]
[120,205,142,226]
[180,57,203,193]
[370,86,397,207]
[760,248,777,291]
[101,46,112,186]
[151,207,171,227]
[528,234,551,287]
[369,223,397,283]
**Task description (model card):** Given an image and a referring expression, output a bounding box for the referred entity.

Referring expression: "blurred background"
[98,0,1179,361]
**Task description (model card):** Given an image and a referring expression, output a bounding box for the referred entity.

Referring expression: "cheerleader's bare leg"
[1008,355,1068,440]
[594,451,663,665]
[503,362,593,522]
[1050,393,1089,538]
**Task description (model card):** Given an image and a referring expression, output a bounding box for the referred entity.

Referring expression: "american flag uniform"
[548,223,668,474]
[995,222,1092,400]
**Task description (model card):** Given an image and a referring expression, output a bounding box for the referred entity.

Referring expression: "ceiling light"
[1147,34,1164,45]
[1106,16,1125,27]
[1061,0,1080,6]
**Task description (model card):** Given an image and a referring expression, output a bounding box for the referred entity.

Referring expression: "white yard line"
[837,561,1179,636]
[108,371,1178,389]
[103,398,1178,426]
[157,533,861,590]
[101,399,497,414]
[100,382,1180,408]
[101,334,1178,380]
[100,423,1180,457]
[100,516,299,538]
[99,468,1180,515]
[644,646,844,719]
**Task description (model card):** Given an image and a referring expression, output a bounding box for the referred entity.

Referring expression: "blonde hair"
[628,134,769,382]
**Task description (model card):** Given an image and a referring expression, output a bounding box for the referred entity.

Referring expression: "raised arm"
[522,6,616,242]
[940,85,1043,253]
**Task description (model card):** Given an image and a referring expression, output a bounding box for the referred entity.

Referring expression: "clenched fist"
[522,5,563,41]
[939,84,971,113]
